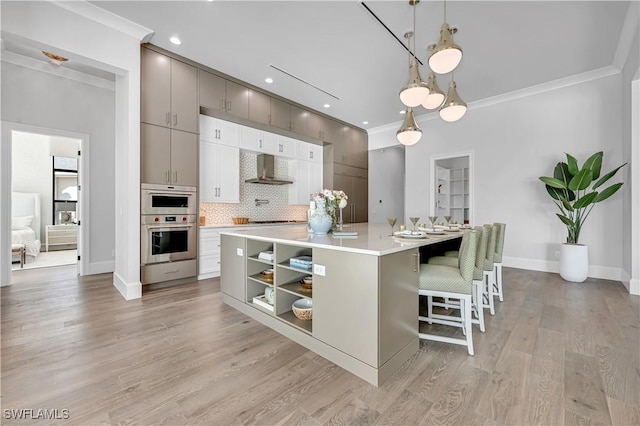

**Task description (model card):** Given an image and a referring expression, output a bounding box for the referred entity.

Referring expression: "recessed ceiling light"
[400,110,406,115]
[323,104,330,108]
[170,36,182,45]
[363,121,369,125]
[265,77,274,84]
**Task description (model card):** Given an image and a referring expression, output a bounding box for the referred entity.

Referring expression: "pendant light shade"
[397,107,422,145]
[439,80,467,122]
[399,61,429,108]
[422,72,445,110]
[428,23,462,74]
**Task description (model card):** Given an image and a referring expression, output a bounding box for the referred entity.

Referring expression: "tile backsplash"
[200,152,308,224]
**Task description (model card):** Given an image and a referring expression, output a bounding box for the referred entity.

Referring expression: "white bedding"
[12,228,41,258]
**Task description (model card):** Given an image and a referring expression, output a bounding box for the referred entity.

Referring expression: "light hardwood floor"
[2,266,639,425]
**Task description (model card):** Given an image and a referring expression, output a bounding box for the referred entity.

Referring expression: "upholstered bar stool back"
[427,226,488,331]
[493,223,506,302]
[482,224,498,315]
[418,230,477,355]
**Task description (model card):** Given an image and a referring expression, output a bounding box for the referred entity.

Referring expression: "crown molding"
[51,0,154,42]
[1,50,115,91]
[369,66,621,136]
[613,1,640,71]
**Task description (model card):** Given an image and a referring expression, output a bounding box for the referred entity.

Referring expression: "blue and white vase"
[309,198,333,235]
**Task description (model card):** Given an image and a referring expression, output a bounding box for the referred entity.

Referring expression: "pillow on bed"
[12,215,33,230]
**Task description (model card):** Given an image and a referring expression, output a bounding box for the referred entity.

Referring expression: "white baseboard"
[197,272,220,280]
[113,271,141,300]
[503,256,623,282]
[86,260,115,275]
[621,269,640,295]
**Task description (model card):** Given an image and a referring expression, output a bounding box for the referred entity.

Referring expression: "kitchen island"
[219,223,464,386]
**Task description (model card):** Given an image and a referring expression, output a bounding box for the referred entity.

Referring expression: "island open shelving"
[220,223,465,386]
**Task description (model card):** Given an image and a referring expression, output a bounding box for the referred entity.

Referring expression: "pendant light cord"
[444,0,447,23]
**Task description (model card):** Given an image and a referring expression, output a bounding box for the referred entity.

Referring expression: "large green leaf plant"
[539,151,626,244]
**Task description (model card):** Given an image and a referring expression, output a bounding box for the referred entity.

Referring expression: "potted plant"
[539,151,626,282]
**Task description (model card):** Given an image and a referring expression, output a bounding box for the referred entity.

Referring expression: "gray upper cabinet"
[199,70,249,120]
[290,105,308,135]
[248,89,271,126]
[225,81,249,119]
[170,129,198,187]
[141,47,198,134]
[337,127,368,169]
[270,97,291,130]
[199,69,226,112]
[141,123,171,185]
[141,123,198,187]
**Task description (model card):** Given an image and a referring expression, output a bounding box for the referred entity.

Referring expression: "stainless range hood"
[245,154,293,185]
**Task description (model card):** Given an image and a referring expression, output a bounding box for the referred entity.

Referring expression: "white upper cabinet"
[276,136,297,158]
[199,115,239,147]
[200,139,240,203]
[239,125,277,154]
[288,159,323,205]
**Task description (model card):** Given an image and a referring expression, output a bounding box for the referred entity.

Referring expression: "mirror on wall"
[431,153,472,226]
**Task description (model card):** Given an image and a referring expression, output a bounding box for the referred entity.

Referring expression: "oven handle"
[144,223,195,230]
[145,192,194,197]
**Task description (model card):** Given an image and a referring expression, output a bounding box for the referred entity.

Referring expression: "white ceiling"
[6,1,633,130]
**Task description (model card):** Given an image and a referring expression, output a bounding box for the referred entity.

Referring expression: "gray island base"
[219,223,463,386]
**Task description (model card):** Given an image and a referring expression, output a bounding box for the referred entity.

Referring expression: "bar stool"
[427,226,487,332]
[493,223,506,302]
[418,230,477,355]
[482,224,498,315]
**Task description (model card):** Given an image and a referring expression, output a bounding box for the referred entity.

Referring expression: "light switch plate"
[313,264,326,276]
[237,248,243,256]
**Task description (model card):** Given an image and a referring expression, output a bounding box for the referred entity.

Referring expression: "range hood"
[245,154,293,185]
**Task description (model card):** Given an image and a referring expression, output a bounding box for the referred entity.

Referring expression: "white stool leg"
[494,263,504,302]
[473,279,485,332]
[483,270,495,315]
[463,296,474,355]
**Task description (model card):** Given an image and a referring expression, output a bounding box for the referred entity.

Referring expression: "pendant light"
[428,0,462,74]
[422,72,445,110]
[399,1,428,107]
[397,107,422,145]
[439,76,467,122]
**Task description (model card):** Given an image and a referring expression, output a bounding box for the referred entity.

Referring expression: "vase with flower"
[309,189,348,234]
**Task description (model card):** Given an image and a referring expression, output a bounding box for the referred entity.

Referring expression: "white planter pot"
[559,244,589,282]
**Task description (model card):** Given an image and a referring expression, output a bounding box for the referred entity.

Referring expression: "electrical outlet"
[237,248,243,256]
[314,264,326,276]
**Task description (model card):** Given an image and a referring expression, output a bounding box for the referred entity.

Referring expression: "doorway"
[7,124,89,277]
[430,152,474,226]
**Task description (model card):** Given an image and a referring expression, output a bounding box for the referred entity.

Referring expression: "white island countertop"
[219,222,465,256]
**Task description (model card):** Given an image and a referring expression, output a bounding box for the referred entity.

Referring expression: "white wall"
[369,72,626,281]
[11,132,52,239]
[368,146,405,224]
[0,1,152,296]
[3,63,115,268]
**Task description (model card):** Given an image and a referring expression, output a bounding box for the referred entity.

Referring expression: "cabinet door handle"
[268,113,271,124]
[173,171,178,183]
[173,114,178,126]
[413,252,419,272]
[220,99,225,110]
[310,151,313,159]
[166,171,170,183]
[166,112,171,125]
[226,100,231,111]
[259,139,262,149]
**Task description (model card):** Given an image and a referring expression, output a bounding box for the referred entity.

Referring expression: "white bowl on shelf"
[292,298,312,320]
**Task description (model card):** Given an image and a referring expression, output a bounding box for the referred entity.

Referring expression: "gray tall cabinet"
[140,46,199,187]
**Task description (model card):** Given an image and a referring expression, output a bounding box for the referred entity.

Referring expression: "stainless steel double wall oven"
[141,183,197,284]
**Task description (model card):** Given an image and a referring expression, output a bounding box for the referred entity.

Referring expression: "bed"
[12,192,42,260]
